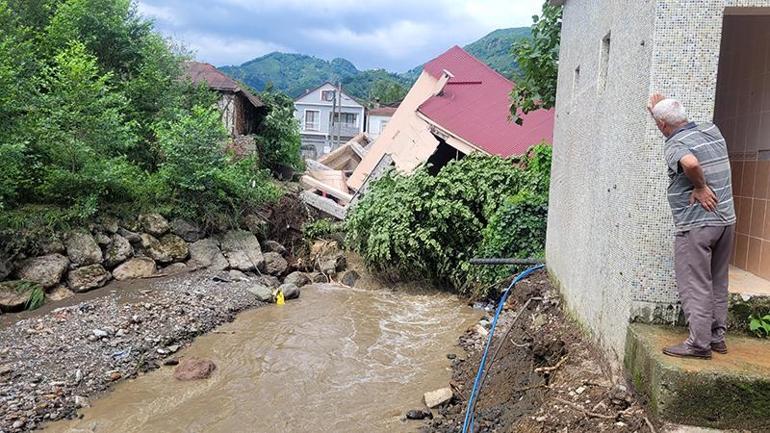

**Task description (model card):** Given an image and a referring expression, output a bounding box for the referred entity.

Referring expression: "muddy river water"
[44,284,480,433]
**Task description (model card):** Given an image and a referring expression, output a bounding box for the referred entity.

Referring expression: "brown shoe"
[662,343,711,360]
[711,341,728,354]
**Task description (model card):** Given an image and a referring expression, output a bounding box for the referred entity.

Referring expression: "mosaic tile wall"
[548,0,770,360]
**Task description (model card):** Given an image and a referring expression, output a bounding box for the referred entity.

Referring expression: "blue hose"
[461,264,544,433]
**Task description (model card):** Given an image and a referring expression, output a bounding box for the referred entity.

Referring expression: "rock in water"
[0,281,33,312]
[113,257,156,280]
[104,234,133,268]
[219,230,265,272]
[170,218,203,242]
[67,265,111,293]
[341,270,360,287]
[263,252,288,276]
[254,275,280,289]
[283,271,311,287]
[15,254,70,288]
[138,213,169,237]
[424,388,453,408]
[261,240,287,256]
[278,283,300,300]
[65,231,103,267]
[406,409,433,420]
[173,357,216,381]
[188,239,228,271]
[246,284,273,302]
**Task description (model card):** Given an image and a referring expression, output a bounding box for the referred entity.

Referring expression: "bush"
[254,89,304,173]
[347,144,551,295]
[303,219,344,241]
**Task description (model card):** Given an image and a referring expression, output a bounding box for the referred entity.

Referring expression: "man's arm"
[680,154,717,212]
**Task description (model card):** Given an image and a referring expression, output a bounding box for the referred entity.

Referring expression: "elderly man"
[647,93,736,360]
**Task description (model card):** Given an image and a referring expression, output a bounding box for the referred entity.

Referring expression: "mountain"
[218,27,531,102]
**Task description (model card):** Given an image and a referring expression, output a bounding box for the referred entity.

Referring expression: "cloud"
[136,0,543,70]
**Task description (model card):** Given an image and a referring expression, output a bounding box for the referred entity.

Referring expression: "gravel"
[0,271,266,432]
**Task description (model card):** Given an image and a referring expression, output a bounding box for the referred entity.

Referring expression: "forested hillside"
[220,27,531,103]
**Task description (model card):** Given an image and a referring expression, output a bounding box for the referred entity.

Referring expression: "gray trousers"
[674,224,735,350]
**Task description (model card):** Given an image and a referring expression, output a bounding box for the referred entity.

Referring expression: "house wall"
[366,115,392,139]
[294,84,365,158]
[549,0,770,361]
[218,92,238,136]
[348,71,443,190]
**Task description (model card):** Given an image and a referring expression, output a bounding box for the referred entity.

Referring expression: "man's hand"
[690,187,718,212]
[647,93,666,116]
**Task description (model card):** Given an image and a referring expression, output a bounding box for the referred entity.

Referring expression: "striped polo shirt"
[664,122,736,232]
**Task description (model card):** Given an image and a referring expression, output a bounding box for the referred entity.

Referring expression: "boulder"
[220,230,265,272]
[0,281,33,312]
[94,232,111,247]
[138,213,169,237]
[141,233,188,264]
[46,285,75,302]
[67,264,111,293]
[340,270,360,287]
[277,283,300,300]
[188,239,228,271]
[173,357,216,381]
[170,218,203,243]
[39,236,65,255]
[318,253,346,277]
[263,252,288,276]
[98,216,120,234]
[246,284,273,302]
[117,227,142,244]
[159,262,187,276]
[104,234,133,268]
[65,231,103,267]
[254,275,280,289]
[15,254,69,288]
[228,270,249,282]
[262,240,287,256]
[113,257,156,281]
[424,388,453,408]
[309,272,328,284]
[283,271,311,287]
[241,214,268,239]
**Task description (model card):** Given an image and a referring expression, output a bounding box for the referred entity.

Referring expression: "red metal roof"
[184,61,264,108]
[368,106,398,117]
[418,46,553,157]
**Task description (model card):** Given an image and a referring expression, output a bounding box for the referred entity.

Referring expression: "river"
[43,283,479,433]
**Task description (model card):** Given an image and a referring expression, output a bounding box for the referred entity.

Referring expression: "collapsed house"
[184,62,267,138]
[301,46,555,218]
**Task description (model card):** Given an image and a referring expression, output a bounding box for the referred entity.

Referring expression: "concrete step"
[625,324,770,431]
[728,267,770,332]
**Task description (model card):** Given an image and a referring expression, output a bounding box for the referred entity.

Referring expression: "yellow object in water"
[276,290,285,305]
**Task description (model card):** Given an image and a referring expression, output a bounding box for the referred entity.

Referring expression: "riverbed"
[43,283,479,433]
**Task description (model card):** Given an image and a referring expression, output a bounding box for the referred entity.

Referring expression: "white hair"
[651,98,688,125]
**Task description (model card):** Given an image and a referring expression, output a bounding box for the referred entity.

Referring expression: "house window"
[598,32,611,91]
[321,90,335,102]
[304,110,320,131]
[380,120,389,133]
[333,112,358,128]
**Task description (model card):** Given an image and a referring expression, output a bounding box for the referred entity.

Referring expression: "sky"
[136,0,543,72]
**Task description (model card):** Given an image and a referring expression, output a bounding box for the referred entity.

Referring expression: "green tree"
[509,2,562,125]
[368,80,407,106]
[254,88,303,173]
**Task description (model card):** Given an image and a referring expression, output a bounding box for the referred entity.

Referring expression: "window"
[598,32,611,91]
[321,90,335,102]
[380,120,389,133]
[572,66,581,102]
[333,112,358,128]
[304,110,320,131]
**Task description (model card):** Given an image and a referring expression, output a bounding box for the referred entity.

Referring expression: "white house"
[294,83,365,159]
[365,104,398,140]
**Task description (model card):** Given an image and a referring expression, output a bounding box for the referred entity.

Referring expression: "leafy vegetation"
[346,144,551,297]
[0,0,291,254]
[302,219,345,241]
[220,27,532,104]
[509,2,562,125]
[749,313,770,338]
[254,88,304,172]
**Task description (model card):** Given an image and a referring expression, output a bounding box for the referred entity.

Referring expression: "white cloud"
[136,2,178,24]
[302,20,435,60]
[177,33,292,66]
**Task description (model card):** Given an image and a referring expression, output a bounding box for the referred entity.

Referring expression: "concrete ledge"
[625,324,770,430]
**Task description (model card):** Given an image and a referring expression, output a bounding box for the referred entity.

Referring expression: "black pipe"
[469,258,545,266]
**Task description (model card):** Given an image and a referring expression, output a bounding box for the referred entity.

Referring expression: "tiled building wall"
[549,0,770,362]
[714,15,770,279]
